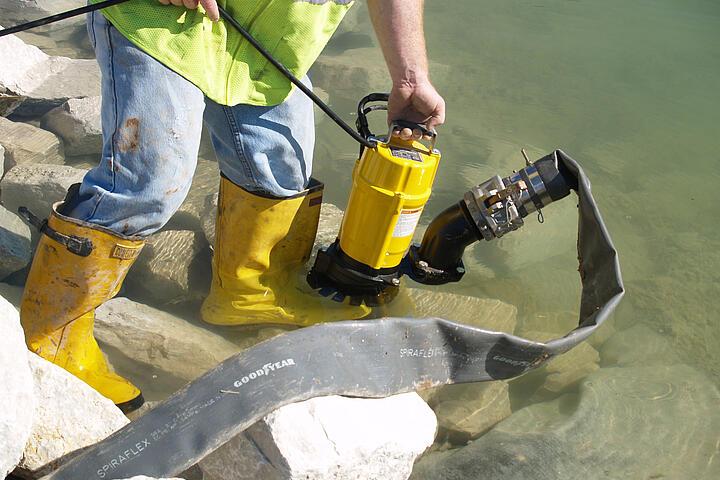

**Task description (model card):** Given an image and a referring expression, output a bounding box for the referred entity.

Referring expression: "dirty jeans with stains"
[64,10,315,237]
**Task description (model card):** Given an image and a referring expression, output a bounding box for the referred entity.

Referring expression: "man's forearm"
[367,0,429,88]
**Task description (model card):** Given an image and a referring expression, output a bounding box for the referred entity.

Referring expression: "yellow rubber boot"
[201,177,370,327]
[20,203,145,413]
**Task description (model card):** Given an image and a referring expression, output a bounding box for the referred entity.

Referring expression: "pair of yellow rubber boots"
[20,178,367,412]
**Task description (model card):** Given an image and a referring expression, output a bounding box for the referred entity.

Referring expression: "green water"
[5,0,720,477]
[314,0,720,476]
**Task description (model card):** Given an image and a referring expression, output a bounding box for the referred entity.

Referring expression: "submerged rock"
[200,393,437,480]
[0,30,100,117]
[17,354,130,476]
[0,204,32,280]
[410,365,720,480]
[40,96,102,156]
[0,164,86,222]
[311,48,389,99]
[0,116,64,169]
[429,382,511,446]
[125,230,209,305]
[0,295,35,478]
[511,330,600,399]
[95,297,238,382]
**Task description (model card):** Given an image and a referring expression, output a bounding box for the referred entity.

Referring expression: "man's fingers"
[157,0,218,21]
[200,0,220,21]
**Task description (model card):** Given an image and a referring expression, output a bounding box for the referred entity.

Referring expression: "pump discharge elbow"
[408,151,579,285]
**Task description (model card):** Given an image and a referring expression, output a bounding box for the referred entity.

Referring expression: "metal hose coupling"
[407,150,579,285]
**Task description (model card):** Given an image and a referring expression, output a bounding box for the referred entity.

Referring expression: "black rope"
[0,0,376,149]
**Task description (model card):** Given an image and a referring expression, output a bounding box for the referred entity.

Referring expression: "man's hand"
[389,79,445,140]
[157,0,220,22]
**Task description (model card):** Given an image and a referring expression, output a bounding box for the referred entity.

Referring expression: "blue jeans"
[65,11,315,237]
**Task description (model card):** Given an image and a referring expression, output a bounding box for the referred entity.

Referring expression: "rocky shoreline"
[4,2,719,480]
[0,4,518,478]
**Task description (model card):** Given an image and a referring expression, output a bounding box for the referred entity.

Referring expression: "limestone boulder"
[410,365,720,480]
[0,31,100,117]
[200,393,437,480]
[95,297,239,382]
[40,96,102,156]
[0,295,35,478]
[0,116,64,169]
[0,164,86,221]
[125,230,210,305]
[17,353,130,476]
[0,204,32,280]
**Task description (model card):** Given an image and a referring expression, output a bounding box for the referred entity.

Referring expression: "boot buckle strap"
[18,207,94,257]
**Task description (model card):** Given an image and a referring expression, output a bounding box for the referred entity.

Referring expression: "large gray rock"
[125,230,209,304]
[0,143,4,176]
[0,204,32,280]
[95,297,239,382]
[0,31,100,117]
[0,295,35,478]
[40,96,102,156]
[0,116,64,169]
[0,163,86,221]
[200,393,437,480]
[411,366,720,480]
[17,353,130,476]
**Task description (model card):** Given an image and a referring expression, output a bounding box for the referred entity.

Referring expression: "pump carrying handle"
[356,93,438,152]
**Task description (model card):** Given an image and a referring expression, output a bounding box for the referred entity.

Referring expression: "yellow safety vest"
[93,0,353,106]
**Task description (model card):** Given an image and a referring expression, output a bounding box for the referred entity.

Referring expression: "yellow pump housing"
[306,94,443,306]
[340,136,441,270]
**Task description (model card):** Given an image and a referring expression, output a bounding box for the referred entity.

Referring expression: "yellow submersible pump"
[308,94,442,305]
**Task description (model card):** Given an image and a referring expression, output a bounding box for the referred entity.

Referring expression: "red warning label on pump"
[393,207,424,238]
